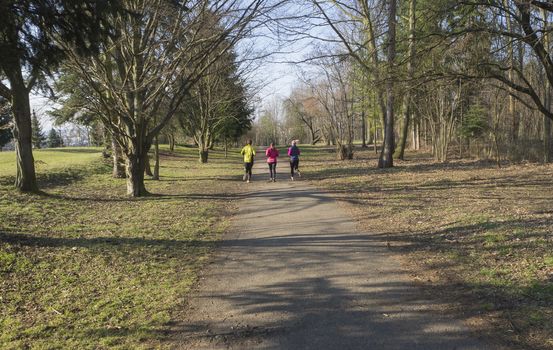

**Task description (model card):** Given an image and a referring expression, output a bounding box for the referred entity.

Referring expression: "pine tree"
[31,111,45,149]
[0,97,13,150]
[47,128,63,148]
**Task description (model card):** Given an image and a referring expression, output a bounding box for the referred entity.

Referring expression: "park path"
[173,159,501,350]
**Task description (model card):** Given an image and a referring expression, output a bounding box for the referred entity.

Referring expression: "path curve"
[174,158,501,350]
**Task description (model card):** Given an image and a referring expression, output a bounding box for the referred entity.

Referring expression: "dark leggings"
[290,159,299,176]
[268,162,277,179]
[244,162,253,179]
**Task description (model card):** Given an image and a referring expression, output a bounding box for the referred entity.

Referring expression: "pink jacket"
[265,147,279,163]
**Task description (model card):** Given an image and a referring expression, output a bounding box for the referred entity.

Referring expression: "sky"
[27,2,332,130]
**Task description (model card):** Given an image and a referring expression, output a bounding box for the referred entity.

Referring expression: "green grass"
[302,145,553,350]
[0,147,103,177]
[0,145,243,349]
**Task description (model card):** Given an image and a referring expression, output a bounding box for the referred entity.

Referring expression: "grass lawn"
[0,146,243,349]
[301,145,553,350]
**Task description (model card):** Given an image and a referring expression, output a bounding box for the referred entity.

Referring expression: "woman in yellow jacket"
[240,139,256,183]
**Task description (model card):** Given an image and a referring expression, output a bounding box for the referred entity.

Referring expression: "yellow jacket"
[240,145,256,163]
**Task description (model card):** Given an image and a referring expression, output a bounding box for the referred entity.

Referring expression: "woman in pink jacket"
[265,143,280,182]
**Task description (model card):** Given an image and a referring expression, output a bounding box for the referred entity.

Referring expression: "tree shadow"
[0,163,111,189]
[168,231,505,349]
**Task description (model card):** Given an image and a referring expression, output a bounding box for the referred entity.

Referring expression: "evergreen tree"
[47,129,64,148]
[460,104,489,140]
[0,97,13,149]
[31,111,45,149]
[0,0,122,191]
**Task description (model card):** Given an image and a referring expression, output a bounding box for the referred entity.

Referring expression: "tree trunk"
[503,0,520,144]
[545,116,552,163]
[199,148,209,163]
[361,111,368,148]
[169,133,175,152]
[374,125,379,154]
[379,0,396,169]
[411,118,420,151]
[152,135,160,180]
[395,97,410,160]
[102,127,111,158]
[367,119,374,145]
[337,144,353,160]
[543,9,552,163]
[144,155,153,177]
[394,0,416,160]
[112,139,126,178]
[310,127,318,145]
[126,151,148,197]
[11,81,38,192]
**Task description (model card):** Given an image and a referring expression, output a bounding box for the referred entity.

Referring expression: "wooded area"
[2,0,553,194]
[1,1,553,349]
[253,0,553,168]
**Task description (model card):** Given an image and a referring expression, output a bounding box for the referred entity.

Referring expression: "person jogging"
[265,142,279,182]
[240,139,255,183]
[288,140,301,180]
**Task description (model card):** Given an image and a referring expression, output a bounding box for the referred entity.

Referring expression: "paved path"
[174,160,500,349]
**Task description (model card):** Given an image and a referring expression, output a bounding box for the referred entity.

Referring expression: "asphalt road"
[174,159,500,350]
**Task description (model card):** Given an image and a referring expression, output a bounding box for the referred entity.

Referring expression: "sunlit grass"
[303,145,553,350]
[0,145,242,349]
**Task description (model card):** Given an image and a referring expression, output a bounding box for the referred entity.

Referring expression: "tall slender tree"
[394,0,416,160]
[379,0,397,168]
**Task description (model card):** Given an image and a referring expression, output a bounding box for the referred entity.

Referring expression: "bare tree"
[284,88,322,145]
[306,55,355,160]
[453,1,553,157]
[58,0,269,196]
[416,80,461,162]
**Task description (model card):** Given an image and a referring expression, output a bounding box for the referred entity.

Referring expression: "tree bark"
[144,155,153,177]
[126,151,148,197]
[112,139,126,178]
[199,149,209,163]
[361,111,368,148]
[378,0,396,169]
[169,133,175,152]
[198,136,210,163]
[102,127,111,158]
[543,9,552,163]
[503,0,520,144]
[394,0,416,160]
[337,144,353,160]
[11,79,38,192]
[152,135,160,180]
[395,97,410,160]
